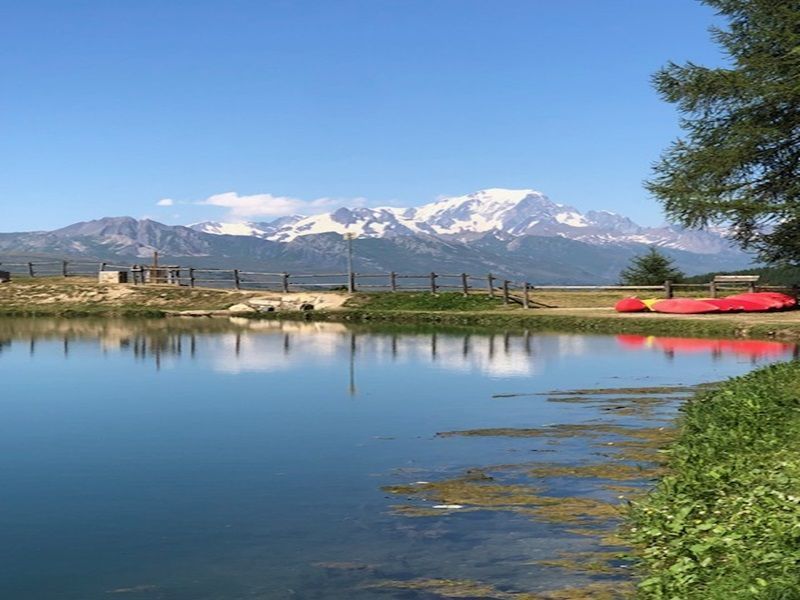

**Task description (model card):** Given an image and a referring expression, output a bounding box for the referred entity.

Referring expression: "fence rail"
[1,259,797,307]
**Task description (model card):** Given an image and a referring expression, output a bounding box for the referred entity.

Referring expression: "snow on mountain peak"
[189,187,734,254]
[189,221,269,237]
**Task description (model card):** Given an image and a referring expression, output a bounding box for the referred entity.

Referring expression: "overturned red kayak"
[743,291,796,309]
[614,297,649,313]
[649,298,720,314]
[702,297,771,312]
[725,293,785,310]
[700,298,745,312]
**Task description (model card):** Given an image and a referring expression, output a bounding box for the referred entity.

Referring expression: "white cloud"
[199,192,368,220]
[157,198,174,206]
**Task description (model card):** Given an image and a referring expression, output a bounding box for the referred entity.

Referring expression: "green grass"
[344,291,508,311]
[0,306,169,318]
[627,361,800,599]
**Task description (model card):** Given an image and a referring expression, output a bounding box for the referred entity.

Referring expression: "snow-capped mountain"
[190,188,733,255]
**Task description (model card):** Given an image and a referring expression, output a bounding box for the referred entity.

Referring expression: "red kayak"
[725,293,785,310]
[650,298,720,314]
[614,297,649,313]
[748,291,796,309]
[702,297,771,312]
[700,298,745,312]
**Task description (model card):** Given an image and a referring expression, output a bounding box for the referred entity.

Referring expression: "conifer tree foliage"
[620,247,685,285]
[646,0,800,263]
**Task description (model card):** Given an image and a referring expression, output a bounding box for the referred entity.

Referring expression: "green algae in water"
[365,577,634,599]
[384,385,685,599]
[382,468,621,527]
[535,550,629,576]
[436,424,674,441]
[528,462,664,482]
[382,471,544,509]
[493,385,702,399]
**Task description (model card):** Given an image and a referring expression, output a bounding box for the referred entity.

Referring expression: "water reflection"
[0,319,567,379]
[0,318,795,599]
[617,334,798,361]
[2,320,796,383]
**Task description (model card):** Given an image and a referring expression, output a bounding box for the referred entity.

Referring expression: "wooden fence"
[1,259,796,307]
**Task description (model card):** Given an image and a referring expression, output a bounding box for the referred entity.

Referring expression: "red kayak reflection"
[616,335,796,359]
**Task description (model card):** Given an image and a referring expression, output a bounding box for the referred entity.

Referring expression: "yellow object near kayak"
[641,298,660,311]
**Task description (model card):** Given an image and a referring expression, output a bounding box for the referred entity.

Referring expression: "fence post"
[61,260,68,277]
[27,262,34,277]
[99,262,107,273]
[430,272,437,294]
[523,283,530,309]
[502,280,510,305]
[709,280,717,298]
[390,271,397,292]
[487,273,495,297]
[664,279,673,299]
[749,280,757,293]
[792,284,799,302]
[349,271,356,293]
[461,273,469,297]
[233,269,241,290]
[282,272,290,293]
[189,268,195,288]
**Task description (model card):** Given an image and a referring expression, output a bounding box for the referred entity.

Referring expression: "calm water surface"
[0,319,794,599]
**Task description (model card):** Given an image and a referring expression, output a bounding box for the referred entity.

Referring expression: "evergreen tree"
[620,247,685,285]
[646,0,800,263]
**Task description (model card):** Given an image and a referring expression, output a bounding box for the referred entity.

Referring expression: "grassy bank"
[628,361,800,599]
[4,281,800,341]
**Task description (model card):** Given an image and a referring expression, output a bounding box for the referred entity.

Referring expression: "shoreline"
[248,308,800,341]
[4,305,800,341]
[3,278,800,340]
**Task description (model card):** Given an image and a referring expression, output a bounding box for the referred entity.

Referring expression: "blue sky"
[1,0,724,231]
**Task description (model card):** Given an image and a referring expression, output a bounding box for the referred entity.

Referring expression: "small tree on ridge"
[620,247,685,286]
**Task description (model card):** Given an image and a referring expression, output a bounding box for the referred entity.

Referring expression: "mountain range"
[191,188,732,254]
[0,188,753,284]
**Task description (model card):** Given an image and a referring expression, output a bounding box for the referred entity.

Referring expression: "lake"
[0,319,794,599]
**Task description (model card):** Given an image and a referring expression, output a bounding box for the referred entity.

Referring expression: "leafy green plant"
[627,361,800,598]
